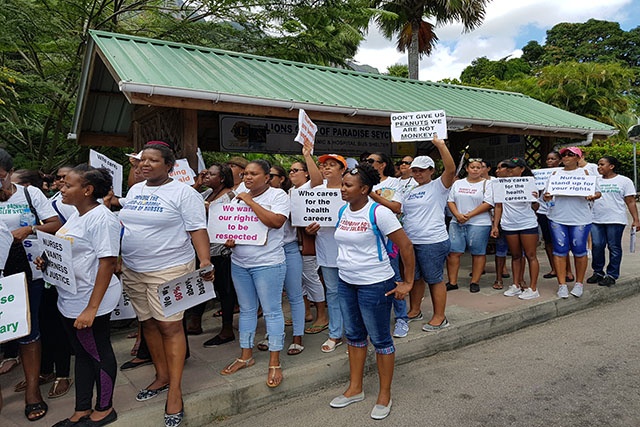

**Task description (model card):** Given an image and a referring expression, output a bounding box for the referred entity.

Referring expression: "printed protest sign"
[492,177,538,203]
[110,289,137,320]
[390,110,447,142]
[158,266,215,318]
[294,109,317,151]
[0,272,31,344]
[169,159,196,185]
[37,231,77,295]
[546,174,597,197]
[290,188,345,227]
[207,203,268,245]
[532,168,562,191]
[89,149,123,197]
[23,238,42,280]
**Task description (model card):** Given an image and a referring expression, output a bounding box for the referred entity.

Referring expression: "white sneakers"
[518,288,540,300]
[503,284,522,297]
[570,283,584,298]
[557,284,569,298]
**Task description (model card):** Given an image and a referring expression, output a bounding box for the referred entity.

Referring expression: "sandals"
[48,377,73,398]
[492,280,504,290]
[15,372,56,392]
[304,323,328,334]
[257,339,269,351]
[25,400,48,422]
[287,343,304,356]
[220,357,255,376]
[321,338,343,353]
[0,356,20,375]
[266,365,282,388]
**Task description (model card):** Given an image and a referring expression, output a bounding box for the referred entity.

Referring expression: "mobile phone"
[40,251,50,273]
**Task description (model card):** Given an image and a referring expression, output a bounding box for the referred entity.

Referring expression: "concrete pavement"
[1,236,639,426]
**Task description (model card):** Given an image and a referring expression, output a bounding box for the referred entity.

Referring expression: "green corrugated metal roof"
[74,30,616,137]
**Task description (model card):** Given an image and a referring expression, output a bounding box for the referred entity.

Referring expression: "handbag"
[297,228,316,256]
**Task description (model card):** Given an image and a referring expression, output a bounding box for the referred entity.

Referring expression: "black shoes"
[446,282,459,291]
[586,273,604,284]
[598,276,616,287]
[469,283,480,293]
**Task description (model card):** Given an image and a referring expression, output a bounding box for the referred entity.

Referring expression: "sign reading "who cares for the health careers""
[390,110,448,142]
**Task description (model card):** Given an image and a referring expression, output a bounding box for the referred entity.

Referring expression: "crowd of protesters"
[0,137,638,425]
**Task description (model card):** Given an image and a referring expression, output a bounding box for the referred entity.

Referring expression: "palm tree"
[372,0,490,79]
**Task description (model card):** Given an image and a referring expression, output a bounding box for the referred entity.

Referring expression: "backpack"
[336,202,398,261]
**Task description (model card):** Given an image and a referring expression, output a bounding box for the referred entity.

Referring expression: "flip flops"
[48,377,73,398]
[492,280,504,290]
[304,323,328,334]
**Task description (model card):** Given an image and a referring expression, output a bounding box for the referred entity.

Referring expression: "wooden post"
[182,109,199,171]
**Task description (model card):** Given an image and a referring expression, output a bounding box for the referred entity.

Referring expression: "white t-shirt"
[119,180,206,272]
[401,177,450,244]
[593,175,636,225]
[313,183,344,268]
[0,220,11,271]
[498,201,538,231]
[546,168,599,226]
[0,184,57,231]
[335,200,401,285]
[50,191,78,224]
[55,205,121,318]
[447,178,493,226]
[0,185,57,280]
[231,187,290,268]
[373,176,401,202]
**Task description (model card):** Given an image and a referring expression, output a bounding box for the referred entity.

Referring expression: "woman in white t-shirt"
[544,146,601,299]
[304,153,347,352]
[0,148,62,422]
[118,141,213,426]
[220,159,289,389]
[329,162,415,421]
[587,156,640,286]
[400,136,456,331]
[446,159,493,293]
[40,166,121,427]
[491,158,540,300]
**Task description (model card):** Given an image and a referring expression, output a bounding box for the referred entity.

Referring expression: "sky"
[354,0,640,82]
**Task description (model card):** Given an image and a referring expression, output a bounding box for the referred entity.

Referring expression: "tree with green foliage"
[372,0,489,80]
[386,63,409,78]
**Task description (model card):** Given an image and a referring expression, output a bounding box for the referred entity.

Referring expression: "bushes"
[582,142,638,182]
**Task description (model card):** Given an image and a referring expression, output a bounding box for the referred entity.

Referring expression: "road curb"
[116,277,640,426]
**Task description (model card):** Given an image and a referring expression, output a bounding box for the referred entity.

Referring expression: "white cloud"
[355,0,635,81]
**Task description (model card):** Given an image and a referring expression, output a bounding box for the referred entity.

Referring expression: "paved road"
[219,292,640,427]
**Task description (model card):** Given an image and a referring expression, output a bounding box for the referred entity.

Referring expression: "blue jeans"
[321,266,343,340]
[591,223,625,279]
[549,221,591,257]
[283,241,305,337]
[232,262,286,351]
[338,277,395,355]
[389,254,408,321]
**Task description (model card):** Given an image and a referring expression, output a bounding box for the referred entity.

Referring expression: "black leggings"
[62,314,117,412]
[187,255,236,326]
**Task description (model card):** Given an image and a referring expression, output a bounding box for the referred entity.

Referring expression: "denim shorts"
[448,222,491,255]
[502,226,539,236]
[414,240,450,285]
[495,234,509,257]
[549,221,591,257]
[338,277,395,354]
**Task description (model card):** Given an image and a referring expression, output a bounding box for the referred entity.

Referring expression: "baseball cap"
[318,154,347,169]
[345,157,358,169]
[559,146,583,157]
[410,156,435,169]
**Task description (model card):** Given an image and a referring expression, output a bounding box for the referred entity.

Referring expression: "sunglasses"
[55,175,66,180]
[561,152,577,157]
[396,160,411,166]
[344,168,360,176]
[467,158,483,163]
[289,168,304,174]
[365,158,382,164]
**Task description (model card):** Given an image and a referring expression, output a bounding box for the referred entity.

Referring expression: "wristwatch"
[31,225,37,234]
